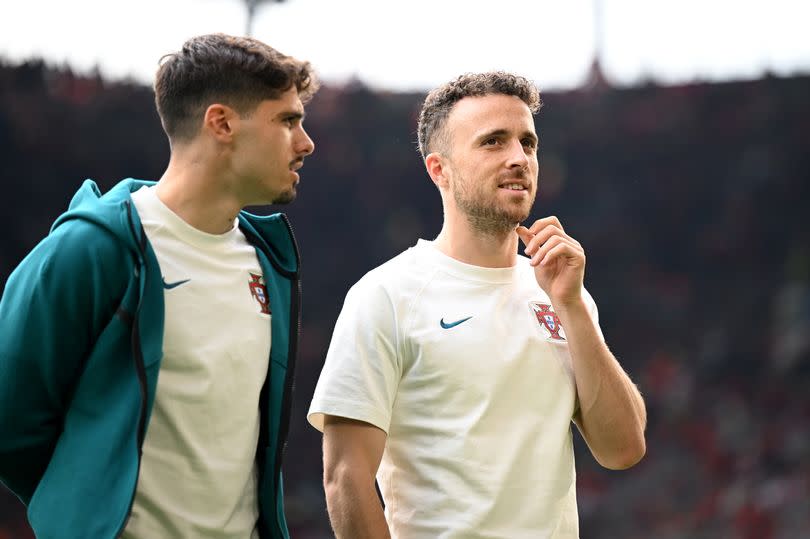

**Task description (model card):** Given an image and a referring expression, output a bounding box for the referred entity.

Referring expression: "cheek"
[265,141,287,166]
[529,157,540,175]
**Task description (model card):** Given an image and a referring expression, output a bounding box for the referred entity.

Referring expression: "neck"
[433,209,519,268]
[155,148,242,235]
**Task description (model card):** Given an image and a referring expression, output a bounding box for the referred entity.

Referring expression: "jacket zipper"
[115,200,149,538]
[275,214,301,539]
[274,274,300,538]
[241,214,300,539]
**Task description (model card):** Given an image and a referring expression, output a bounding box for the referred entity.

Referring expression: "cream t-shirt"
[123,185,271,539]
[309,239,603,539]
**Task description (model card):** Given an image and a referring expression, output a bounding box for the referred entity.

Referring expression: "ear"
[425,152,450,190]
[202,104,238,142]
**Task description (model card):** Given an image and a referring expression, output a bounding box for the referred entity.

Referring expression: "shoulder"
[346,245,431,305]
[47,218,133,274]
[6,218,135,309]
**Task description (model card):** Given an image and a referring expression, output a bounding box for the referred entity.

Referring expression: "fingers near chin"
[542,242,582,266]
[516,226,533,244]
[529,216,564,235]
[532,236,560,261]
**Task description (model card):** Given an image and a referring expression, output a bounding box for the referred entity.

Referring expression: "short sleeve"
[307,276,401,434]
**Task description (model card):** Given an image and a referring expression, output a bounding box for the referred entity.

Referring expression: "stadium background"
[1,6,809,537]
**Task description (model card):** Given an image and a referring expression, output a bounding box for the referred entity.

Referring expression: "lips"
[499,183,527,191]
[498,179,530,191]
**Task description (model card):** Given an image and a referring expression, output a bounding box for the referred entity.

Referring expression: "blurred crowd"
[1,59,808,538]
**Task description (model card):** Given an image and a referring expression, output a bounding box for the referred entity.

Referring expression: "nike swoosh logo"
[162,278,190,290]
[440,316,472,329]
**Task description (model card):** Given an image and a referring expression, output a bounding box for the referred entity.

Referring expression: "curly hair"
[417,71,542,159]
[154,33,319,141]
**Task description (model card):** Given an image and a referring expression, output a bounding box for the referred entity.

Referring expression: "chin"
[272,189,297,205]
[502,204,532,224]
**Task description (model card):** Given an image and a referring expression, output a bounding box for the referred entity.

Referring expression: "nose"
[506,139,529,170]
[296,126,315,157]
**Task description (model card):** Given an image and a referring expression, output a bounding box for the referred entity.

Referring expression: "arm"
[556,298,646,469]
[0,221,128,501]
[323,415,391,539]
[308,277,401,536]
[518,217,646,470]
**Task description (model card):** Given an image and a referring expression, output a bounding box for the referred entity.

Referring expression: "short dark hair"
[154,33,319,141]
[416,71,542,159]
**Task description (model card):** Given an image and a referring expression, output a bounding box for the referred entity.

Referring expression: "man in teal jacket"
[0,33,318,538]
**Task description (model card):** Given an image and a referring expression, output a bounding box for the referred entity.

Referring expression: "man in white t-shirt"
[308,72,647,538]
[0,34,317,539]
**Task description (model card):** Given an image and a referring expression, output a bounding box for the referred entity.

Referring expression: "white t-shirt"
[123,186,271,539]
[309,239,603,539]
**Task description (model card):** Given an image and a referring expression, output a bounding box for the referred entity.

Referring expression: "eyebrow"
[278,110,306,121]
[476,128,538,145]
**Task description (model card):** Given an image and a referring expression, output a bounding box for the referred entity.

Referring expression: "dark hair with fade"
[154,33,319,142]
[416,71,542,159]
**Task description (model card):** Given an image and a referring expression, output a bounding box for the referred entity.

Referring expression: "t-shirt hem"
[307,398,391,434]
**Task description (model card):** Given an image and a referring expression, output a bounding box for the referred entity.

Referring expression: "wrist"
[552,295,587,317]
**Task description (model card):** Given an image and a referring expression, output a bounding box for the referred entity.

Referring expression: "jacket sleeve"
[0,220,130,504]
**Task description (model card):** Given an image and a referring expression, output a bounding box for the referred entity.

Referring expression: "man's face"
[440,94,538,233]
[232,87,315,205]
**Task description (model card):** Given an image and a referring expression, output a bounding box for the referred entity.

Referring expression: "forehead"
[256,87,304,115]
[445,94,535,139]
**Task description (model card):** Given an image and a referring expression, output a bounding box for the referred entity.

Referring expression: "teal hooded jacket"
[0,179,301,538]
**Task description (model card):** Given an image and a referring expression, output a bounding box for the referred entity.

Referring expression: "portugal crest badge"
[529,302,566,341]
[248,273,271,315]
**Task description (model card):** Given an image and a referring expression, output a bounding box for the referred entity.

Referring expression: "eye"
[482,137,499,146]
[522,138,538,150]
[282,115,301,128]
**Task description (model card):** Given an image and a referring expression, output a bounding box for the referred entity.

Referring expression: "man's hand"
[517,216,586,308]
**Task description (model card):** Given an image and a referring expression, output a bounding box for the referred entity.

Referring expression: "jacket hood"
[51,178,153,256]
